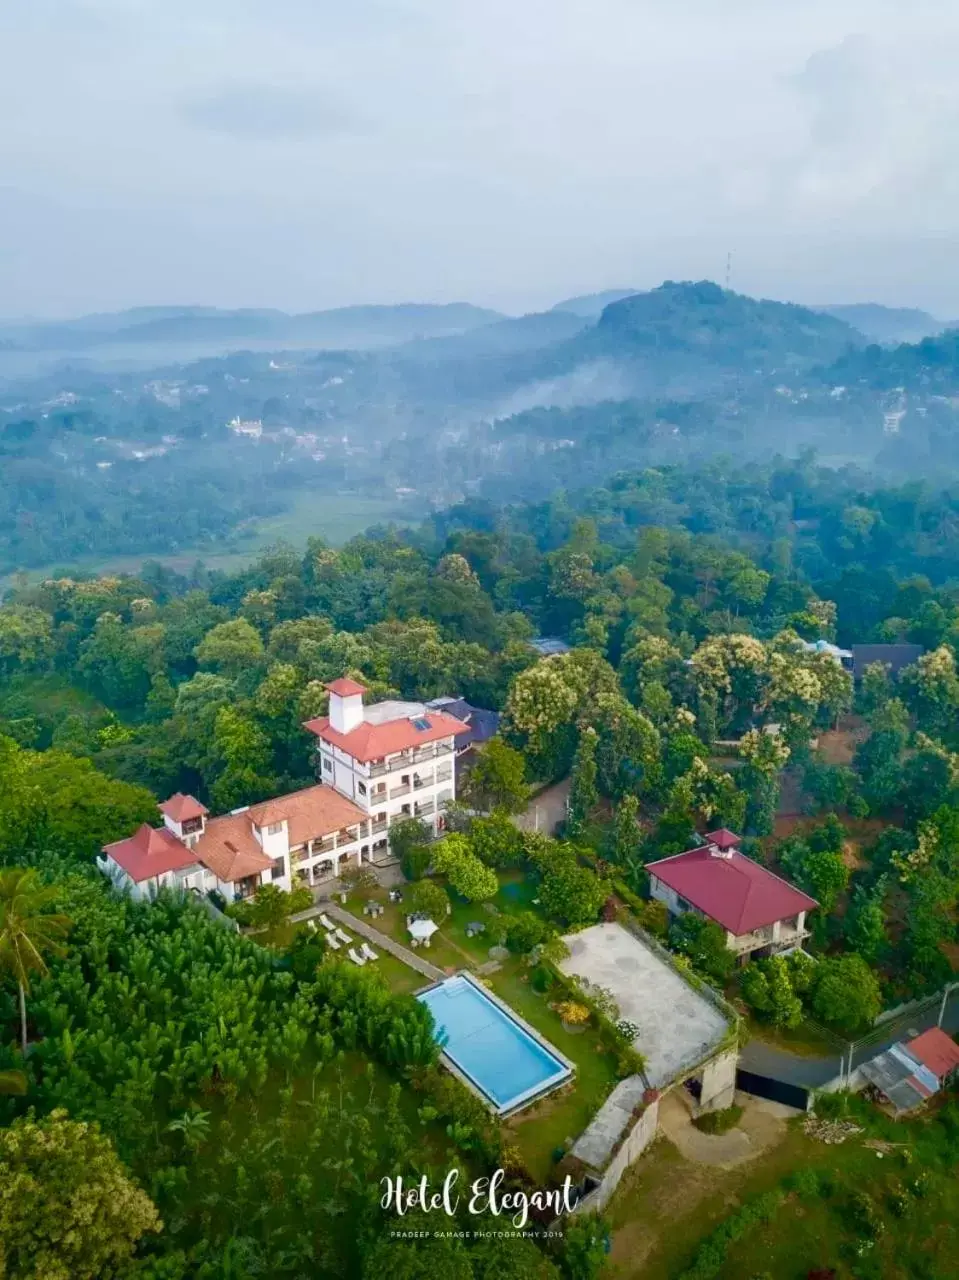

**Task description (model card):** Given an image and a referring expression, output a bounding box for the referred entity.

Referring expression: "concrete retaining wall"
[572,1096,660,1215]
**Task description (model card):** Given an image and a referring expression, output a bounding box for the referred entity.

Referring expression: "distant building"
[646,829,817,963]
[529,637,571,658]
[799,638,853,669]
[851,643,924,681]
[425,696,500,754]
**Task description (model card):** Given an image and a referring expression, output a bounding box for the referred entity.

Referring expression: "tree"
[567,727,599,839]
[587,694,660,800]
[431,834,499,902]
[505,911,551,954]
[464,738,528,814]
[469,810,525,868]
[844,879,888,965]
[242,883,312,930]
[668,913,734,984]
[0,868,71,1055]
[533,845,607,928]
[0,1108,160,1280]
[391,817,433,881]
[810,955,882,1034]
[195,618,265,676]
[740,955,802,1028]
[611,795,642,868]
[407,879,450,922]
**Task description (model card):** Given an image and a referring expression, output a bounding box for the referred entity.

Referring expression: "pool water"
[418,973,572,1114]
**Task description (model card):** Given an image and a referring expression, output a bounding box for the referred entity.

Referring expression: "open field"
[0,492,415,591]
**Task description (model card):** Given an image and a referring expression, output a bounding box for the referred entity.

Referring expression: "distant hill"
[551,288,639,318]
[0,302,506,355]
[816,303,947,345]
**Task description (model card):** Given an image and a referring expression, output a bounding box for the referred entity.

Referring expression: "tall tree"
[567,727,599,839]
[0,867,71,1056]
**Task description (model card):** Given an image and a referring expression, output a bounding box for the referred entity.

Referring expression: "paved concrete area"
[572,1075,649,1168]
[657,1090,796,1168]
[513,778,570,835]
[559,923,729,1089]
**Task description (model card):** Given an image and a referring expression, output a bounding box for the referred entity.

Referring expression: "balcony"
[369,762,388,778]
[390,783,411,799]
[435,767,453,784]
[315,835,337,855]
[371,819,388,834]
[413,773,434,790]
[414,800,435,818]
[437,790,454,810]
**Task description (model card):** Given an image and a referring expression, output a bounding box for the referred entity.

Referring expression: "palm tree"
[0,868,70,1057]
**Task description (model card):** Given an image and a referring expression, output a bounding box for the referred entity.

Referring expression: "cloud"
[181,83,360,140]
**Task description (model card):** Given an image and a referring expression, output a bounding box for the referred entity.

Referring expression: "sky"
[4,0,959,318]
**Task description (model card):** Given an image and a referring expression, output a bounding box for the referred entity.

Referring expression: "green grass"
[0,492,415,590]
[489,961,620,1182]
[338,872,620,1182]
[610,1094,959,1280]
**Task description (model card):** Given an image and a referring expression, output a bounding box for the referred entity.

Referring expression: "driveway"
[513,778,570,836]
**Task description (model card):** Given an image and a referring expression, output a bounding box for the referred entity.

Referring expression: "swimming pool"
[418,973,573,1115]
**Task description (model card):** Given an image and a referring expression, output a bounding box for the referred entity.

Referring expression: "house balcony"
[371,819,388,834]
[435,767,453,784]
[315,835,337,855]
[730,924,808,955]
[414,799,435,818]
[437,790,454,810]
[369,762,388,778]
[390,783,411,799]
[413,773,434,790]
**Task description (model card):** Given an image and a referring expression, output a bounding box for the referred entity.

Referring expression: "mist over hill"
[4,278,959,572]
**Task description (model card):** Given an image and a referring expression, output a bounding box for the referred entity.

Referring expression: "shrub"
[505,911,551,954]
[693,1104,743,1135]
[637,898,669,937]
[530,964,555,993]
[407,878,450,922]
[555,1000,591,1026]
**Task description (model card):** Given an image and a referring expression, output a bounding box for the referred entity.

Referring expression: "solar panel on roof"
[411,717,431,731]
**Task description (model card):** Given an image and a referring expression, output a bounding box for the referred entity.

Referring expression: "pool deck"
[418,971,576,1117]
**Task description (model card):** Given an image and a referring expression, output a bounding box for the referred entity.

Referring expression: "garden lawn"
[490,959,620,1183]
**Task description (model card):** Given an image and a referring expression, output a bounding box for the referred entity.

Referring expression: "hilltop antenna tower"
[724,251,733,291]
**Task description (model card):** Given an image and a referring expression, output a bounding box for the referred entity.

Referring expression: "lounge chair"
[335,928,352,946]
[348,948,367,966]
[319,914,335,931]
[326,934,341,950]
[307,919,317,932]
[361,942,378,962]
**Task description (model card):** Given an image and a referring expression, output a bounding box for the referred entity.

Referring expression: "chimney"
[708,842,733,860]
[325,678,366,734]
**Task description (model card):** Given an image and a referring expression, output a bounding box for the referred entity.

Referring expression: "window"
[267,822,283,835]
[271,856,285,881]
[322,758,333,774]
[358,781,367,796]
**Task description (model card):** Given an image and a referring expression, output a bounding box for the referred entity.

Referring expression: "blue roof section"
[426,697,500,749]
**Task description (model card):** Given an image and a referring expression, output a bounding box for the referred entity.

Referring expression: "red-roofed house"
[646,830,817,962]
[905,1028,959,1082]
[99,781,372,902]
[303,679,470,859]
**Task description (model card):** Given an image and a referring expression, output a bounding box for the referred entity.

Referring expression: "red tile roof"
[646,846,818,935]
[248,784,367,846]
[704,828,741,851]
[906,1028,959,1080]
[303,709,469,763]
[159,793,208,823]
[324,678,367,697]
[192,814,273,883]
[103,824,200,883]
